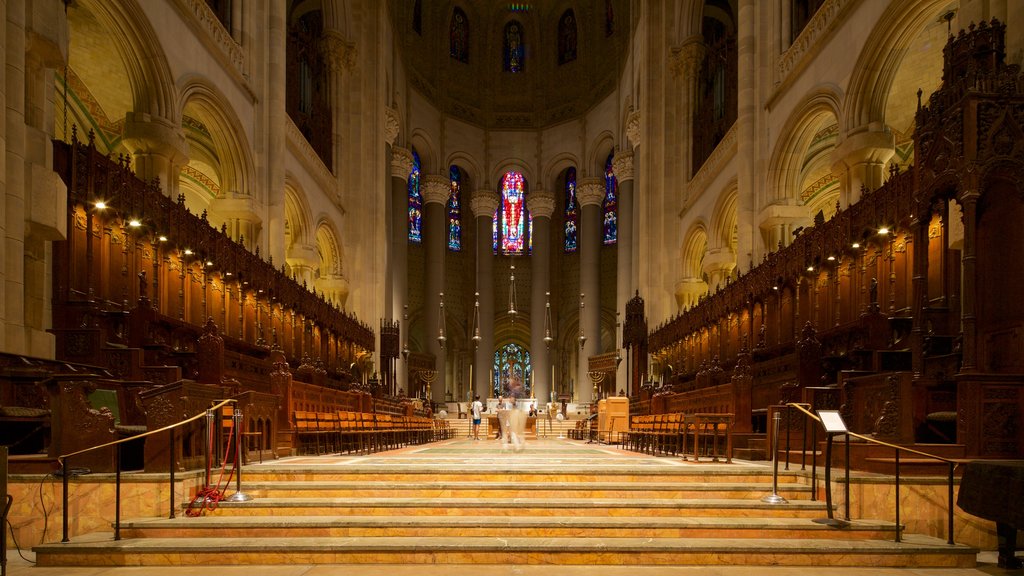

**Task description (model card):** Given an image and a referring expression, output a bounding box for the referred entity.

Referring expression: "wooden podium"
[597,397,629,442]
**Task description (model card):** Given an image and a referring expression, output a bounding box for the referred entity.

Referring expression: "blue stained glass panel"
[564,167,578,252]
[448,166,462,251]
[603,153,618,245]
[408,150,423,243]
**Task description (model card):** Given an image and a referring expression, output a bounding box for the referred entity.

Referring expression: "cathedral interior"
[2,0,1024,572]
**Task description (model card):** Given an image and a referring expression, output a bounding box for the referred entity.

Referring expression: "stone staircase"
[33,438,977,568]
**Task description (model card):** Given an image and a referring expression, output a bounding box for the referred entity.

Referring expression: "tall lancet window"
[603,152,618,245]
[447,166,462,251]
[497,171,527,254]
[408,150,423,243]
[503,20,525,73]
[564,167,578,252]
[450,7,469,63]
[558,9,577,65]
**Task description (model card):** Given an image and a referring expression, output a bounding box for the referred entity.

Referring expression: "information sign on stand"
[812,410,850,527]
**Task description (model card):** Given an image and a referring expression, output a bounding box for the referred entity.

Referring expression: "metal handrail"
[58,398,239,543]
[786,402,958,544]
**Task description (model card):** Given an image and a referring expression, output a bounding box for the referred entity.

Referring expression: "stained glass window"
[558,9,577,65]
[603,152,618,245]
[493,343,532,398]
[503,20,524,73]
[448,166,462,251]
[450,7,469,63]
[500,171,526,254]
[564,167,578,252]
[493,207,499,253]
[528,214,533,254]
[408,150,422,243]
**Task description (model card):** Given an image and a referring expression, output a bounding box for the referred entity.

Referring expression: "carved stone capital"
[322,30,356,74]
[612,148,634,182]
[577,177,605,207]
[525,189,555,218]
[469,190,500,218]
[671,37,705,79]
[625,108,641,149]
[390,146,414,180]
[384,107,400,147]
[422,174,450,205]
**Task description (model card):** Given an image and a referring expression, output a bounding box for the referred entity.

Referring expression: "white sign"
[817,409,848,433]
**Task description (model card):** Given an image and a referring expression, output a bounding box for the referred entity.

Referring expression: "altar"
[487,414,537,435]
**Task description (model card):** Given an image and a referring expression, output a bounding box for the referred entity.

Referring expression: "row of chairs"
[293,410,453,455]
[624,412,734,462]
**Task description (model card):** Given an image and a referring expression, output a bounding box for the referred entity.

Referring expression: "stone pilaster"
[527,190,555,403]
[576,177,605,405]
[422,174,450,402]
[470,190,500,399]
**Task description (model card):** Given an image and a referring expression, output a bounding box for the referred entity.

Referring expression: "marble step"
[119,514,898,540]
[238,480,813,500]
[242,467,802,484]
[34,533,977,568]
[199,496,832,518]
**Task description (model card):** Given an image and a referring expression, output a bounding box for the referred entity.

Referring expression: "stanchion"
[226,407,253,502]
[761,411,788,504]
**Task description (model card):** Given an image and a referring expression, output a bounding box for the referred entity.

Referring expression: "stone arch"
[445,151,483,192]
[709,181,738,252]
[492,160,535,191]
[844,0,952,131]
[673,0,705,43]
[409,129,439,175]
[314,219,348,308]
[587,131,616,177]
[283,179,314,251]
[765,87,843,206]
[75,0,178,121]
[179,77,256,203]
[543,152,582,194]
[677,222,709,310]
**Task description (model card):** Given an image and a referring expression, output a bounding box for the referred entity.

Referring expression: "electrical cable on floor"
[5,494,34,564]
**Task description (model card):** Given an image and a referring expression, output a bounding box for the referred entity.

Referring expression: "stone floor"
[4,551,1019,575]
[8,436,1022,574]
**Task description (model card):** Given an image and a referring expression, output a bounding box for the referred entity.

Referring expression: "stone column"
[831,129,895,208]
[422,174,449,402]
[702,248,736,293]
[470,190,499,400]
[613,149,634,393]
[388,140,412,395]
[122,113,190,197]
[265,0,287,267]
[736,0,758,266]
[286,243,318,286]
[577,177,605,405]
[527,190,554,404]
[672,36,704,180]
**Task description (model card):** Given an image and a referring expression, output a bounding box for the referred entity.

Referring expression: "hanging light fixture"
[402,305,410,359]
[578,293,587,348]
[508,262,518,321]
[437,292,447,349]
[543,291,554,346]
[471,291,482,345]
